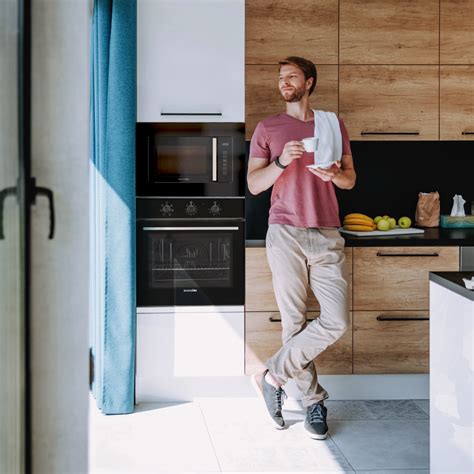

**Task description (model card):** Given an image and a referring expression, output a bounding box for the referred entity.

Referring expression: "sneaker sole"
[250,373,286,430]
[304,424,328,440]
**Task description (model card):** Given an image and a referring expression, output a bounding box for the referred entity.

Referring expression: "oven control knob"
[209,201,221,216]
[160,202,174,216]
[185,201,198,216]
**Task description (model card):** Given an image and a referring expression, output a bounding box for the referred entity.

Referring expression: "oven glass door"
[151,136,215,184]
[137,219,244,306]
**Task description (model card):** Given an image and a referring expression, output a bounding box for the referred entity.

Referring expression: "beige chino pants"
[265,224,350,407]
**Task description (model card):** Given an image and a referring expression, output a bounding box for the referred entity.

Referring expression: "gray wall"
[32,1,91,472]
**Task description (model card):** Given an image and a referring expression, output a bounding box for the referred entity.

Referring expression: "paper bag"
[415,191,440,227]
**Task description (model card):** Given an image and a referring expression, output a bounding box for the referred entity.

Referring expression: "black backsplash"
[245,140,474,240]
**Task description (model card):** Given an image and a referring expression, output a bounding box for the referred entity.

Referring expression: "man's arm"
[308,154,356,190]
[247,141,306,195]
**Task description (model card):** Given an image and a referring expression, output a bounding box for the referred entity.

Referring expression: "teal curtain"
[90,0,136,414]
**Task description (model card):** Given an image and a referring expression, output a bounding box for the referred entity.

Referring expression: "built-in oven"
[137,198,245,307]
[136,123,245,197]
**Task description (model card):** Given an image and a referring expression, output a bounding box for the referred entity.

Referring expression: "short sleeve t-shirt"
[249,112,352,229]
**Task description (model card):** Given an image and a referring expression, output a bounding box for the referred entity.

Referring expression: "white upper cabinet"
[138,0,244,122]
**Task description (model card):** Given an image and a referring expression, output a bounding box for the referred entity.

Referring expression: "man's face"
[278,64,312,103]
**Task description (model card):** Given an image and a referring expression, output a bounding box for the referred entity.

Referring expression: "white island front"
[429,272,474,474]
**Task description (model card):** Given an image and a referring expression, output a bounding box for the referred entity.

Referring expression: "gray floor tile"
[356,471,429,473]
[89,401,220,473]
[363,400,428,420]
[412,399,429,416]
[198,397,355,472]
[325,401,375,420]
[330,420,429,471]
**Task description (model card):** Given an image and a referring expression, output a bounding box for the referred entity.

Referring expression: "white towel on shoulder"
[312,110,342,165]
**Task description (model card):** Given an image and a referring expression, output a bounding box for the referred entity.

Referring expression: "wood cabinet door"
[245,247,352,312]
[245,65,338,140]
[339,66,439,140]
[245,0,338,65]
[245,311,353,375]
[353,311,429,374]
[353,247,459,311]
[441,0,474,64]
[440,66,474,140]
[340,0,439,65]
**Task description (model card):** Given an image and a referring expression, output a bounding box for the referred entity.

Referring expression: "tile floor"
[89,397,430,473]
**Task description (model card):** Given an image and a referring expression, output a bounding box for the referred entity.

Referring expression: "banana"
[344,224,375,232]
[343,218,376,227]
[344,213,374,223]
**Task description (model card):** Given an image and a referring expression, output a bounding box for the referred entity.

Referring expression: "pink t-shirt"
[249,112,352,229]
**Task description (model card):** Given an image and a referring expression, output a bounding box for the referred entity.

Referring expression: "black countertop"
[246,227,474,247]
[429,272,474,302]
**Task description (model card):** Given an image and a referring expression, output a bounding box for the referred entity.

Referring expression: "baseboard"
[136,374,429,403]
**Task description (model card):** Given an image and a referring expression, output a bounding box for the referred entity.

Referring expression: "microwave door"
[152,136,213,184]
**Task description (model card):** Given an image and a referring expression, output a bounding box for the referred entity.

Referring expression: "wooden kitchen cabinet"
[440,0,474,64]
[353,246,459,311]
[339,66,439,140]
[245,311,353,375]
[353,311,429,374]
[245,65,338,139]
[245,0,338,65]
[440,66,474,140]
[339,0,439,65]
[245,247,353,312]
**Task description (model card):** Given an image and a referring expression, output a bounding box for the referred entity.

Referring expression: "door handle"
[0,185,18,239]
[0,178,55,239]
[33,180,55,239]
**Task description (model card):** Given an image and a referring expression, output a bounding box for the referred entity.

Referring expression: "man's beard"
[281,85,306,103]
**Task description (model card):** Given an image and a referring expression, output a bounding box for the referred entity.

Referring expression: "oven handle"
[142,226,240,231]
[212,137,217,182]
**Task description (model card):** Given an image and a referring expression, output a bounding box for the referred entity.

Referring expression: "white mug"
[302,137,318,152]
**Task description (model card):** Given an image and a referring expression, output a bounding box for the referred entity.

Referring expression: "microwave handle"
[212,137,217,182]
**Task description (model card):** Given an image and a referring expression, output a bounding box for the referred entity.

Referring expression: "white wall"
[31,1,91,472]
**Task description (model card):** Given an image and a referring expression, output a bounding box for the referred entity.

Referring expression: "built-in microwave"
[136,123,245,197]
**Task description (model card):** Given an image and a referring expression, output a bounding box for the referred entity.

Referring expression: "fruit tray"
[339,227,425,237]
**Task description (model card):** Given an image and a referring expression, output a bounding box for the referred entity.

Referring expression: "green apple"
[377,219,390,231]
[374,216,383,224]
[388,217,396,229]
[382,215,390,221]
[398,216,412,229]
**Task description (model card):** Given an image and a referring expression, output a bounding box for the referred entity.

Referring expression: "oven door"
[137,219,245,306]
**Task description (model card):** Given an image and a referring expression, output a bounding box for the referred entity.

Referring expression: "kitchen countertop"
[246,227,474,247]
[429,271,474,302]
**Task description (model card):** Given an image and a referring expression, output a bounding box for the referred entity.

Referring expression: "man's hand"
[308,160,341,181]
[279,140,306,166]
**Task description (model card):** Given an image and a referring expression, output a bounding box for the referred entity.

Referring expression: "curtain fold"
[90,0,136,414]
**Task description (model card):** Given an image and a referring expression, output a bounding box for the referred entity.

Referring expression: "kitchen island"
[429,271,474,474]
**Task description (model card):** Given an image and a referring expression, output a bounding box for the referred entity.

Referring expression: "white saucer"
[306,160,338,170]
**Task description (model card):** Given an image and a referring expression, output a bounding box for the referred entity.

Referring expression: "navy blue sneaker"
[251,370,287,429]
[304,402,328,439]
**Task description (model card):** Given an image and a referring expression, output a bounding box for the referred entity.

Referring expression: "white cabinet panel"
[138,0,244,122]
[136,309,244,379]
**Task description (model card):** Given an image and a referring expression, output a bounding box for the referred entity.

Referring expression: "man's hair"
[278,56,317,96]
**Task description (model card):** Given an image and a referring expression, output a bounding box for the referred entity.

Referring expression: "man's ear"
[306,77,314,92]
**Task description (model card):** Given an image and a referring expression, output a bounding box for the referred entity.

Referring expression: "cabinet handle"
[269,316,317,323]
[462,131,474,135]
[376,252,439,257]
[160,112,222,116]
[377,315,429,321]
[361,131,420,136]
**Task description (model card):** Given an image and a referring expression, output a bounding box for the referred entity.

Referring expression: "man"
[248,56,356,440]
